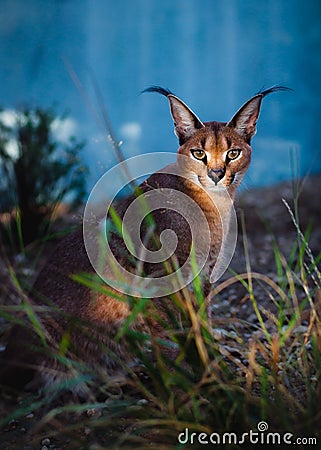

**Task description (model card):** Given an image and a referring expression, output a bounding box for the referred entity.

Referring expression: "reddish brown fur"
[0,87,280,392]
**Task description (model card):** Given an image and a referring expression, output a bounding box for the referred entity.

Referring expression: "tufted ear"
[143,86,204,145]
[166,94,205,145]
[227,86,292,143]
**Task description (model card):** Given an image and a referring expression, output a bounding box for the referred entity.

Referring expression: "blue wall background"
[1,0,320,193]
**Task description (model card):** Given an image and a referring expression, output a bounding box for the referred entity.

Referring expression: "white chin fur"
[203,175,229,190]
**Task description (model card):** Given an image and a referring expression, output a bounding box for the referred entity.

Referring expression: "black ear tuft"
[142,85,204,145]
[141,86,174,97]
[227,85,292,143]
[256,85,294,97]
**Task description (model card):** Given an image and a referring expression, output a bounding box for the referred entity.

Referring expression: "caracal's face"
[178,125,251,194]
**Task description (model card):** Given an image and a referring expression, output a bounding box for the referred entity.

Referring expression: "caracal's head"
[144,86,290,197]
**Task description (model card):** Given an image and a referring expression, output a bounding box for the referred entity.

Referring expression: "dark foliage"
[0,107,88,245]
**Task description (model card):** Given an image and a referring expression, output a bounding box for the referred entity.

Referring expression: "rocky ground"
[228,174,321,319]
[0,175,320,449]
[209,175,321,378]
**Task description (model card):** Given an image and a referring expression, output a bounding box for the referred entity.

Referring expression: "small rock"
[213,328,228,340]
[41,438,51,446]
[247,313,258,322]
[86,408,102,418]
[9,419,18,429]
[293,325,308,333]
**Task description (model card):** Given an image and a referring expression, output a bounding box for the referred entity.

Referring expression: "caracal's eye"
[191,149,206,161]
[226,148,241,160]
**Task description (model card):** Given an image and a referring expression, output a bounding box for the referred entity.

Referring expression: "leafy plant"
[0,107,87,245]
